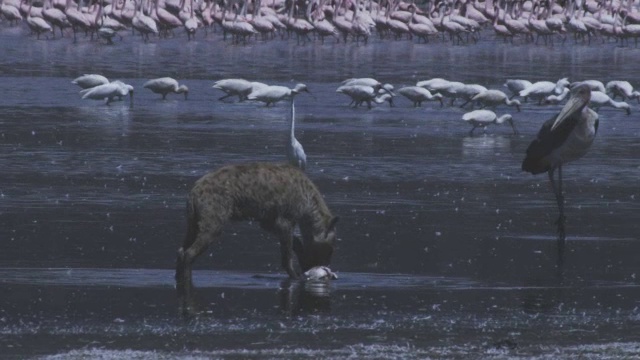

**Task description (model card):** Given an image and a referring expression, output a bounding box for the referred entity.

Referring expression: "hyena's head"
[293,216,339,272]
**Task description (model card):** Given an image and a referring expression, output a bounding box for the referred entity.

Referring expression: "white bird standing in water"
[589,91,631,114]
[522,84,598,253]
[336,84,394,109]
[504,79,532,100]
[520,78,571,105]
[80,80,134,105]
[71,74,109,89]
[472,89,521,112]
[462,109,517,135]
[143,77,189,100]
[287,97,306,170]
[247,83,311,107]
[212,78,255,102]
[397,86,443,107]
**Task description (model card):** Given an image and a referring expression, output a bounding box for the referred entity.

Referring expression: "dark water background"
[1,26,640,358]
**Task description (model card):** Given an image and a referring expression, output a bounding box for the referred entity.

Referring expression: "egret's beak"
[515,104,521,112]
[184,91,189,101]
[129,91,134,108]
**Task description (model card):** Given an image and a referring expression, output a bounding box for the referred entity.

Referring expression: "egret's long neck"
[290,98,296,141]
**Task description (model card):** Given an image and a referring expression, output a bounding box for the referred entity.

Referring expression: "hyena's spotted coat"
[175,162,338,313]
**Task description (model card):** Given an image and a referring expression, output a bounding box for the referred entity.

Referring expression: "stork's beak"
[551,91,586,131]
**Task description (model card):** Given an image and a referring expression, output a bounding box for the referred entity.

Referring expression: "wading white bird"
[143,77,189,100]
[520,78,571,105]
[605,80,640,102]
[472,89,521,112]
[247,83,311,107]
[397,86,443,107]
[336,84,394,109]
[212,78,254,102]
[80,80,134,105]
[522,84,598,252]
[71,74,110,89]
[589,91,631,114]
[504,79,532,100]
[287,97,306,170]
[462,109,517,135]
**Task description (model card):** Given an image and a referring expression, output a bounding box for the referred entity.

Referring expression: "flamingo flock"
[2,0,640,46]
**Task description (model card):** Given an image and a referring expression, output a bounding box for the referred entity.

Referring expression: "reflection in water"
[279,279,333,315]
[461,135,511,157]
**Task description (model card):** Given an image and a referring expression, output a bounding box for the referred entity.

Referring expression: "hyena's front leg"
[275,218,300,279]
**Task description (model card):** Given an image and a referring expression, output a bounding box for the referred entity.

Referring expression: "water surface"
[1,28,640,358]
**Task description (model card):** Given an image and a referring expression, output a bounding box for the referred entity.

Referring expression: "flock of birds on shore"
[2,0,640,45]
[74,73,636,137]
[72,72,620,254]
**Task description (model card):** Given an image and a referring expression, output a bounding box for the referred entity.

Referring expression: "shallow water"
[1,26,640,358]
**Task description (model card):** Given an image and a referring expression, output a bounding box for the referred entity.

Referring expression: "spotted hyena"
[175,162,338,313]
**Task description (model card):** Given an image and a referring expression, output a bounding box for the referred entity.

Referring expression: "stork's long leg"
[548,166,566,265]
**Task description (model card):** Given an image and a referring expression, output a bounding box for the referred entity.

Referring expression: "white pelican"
[397,86,443,107]
[462,110,517,135]
[522,84,598,248]
[336,84,393,109]
[247,83,311,107]
[212,78,254,102]
[589,91,631,114]
[72,74,109,89]
[472,89,521,112]
[504,79,532,100]
[519,78,571,105]
[80,80,134,105]
[143,77,189,100]
[287,97,306,170]
[605,80,640,102]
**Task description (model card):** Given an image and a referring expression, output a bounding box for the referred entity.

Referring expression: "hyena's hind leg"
[176,201,226,315]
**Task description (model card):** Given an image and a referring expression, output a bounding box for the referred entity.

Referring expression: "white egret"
[287,97,306,170]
